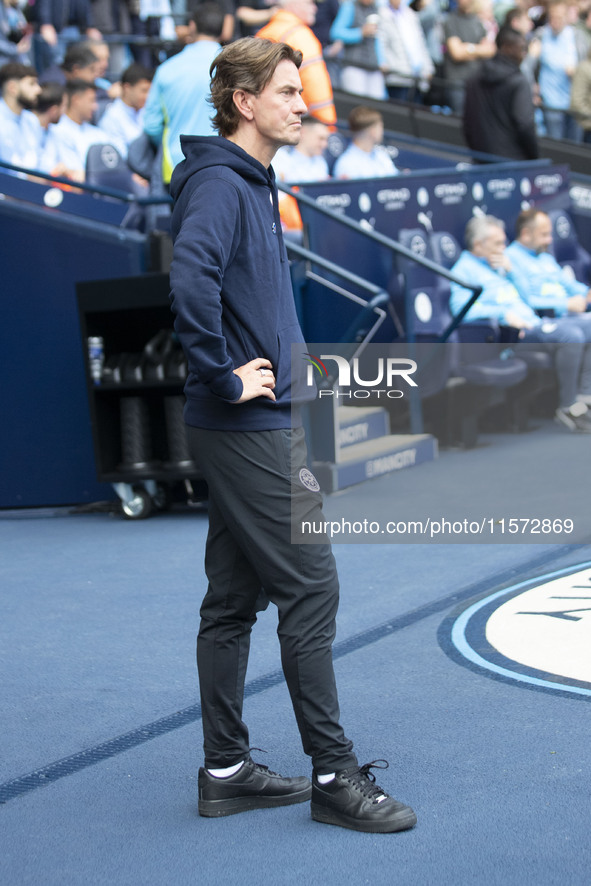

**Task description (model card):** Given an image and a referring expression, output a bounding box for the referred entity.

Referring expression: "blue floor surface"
[1,425,590,885]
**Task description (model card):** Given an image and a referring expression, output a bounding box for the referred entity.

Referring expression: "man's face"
[247,59,307,151]
[92,45,110,77]
[366,118,384,146]
[548,3,567,32]
[71,62,100,84]
[123,79,152,111]
[522,214,553,254]
[298,121,329,156]
[290,0,317,26]
[473,226,507,267]
[73,88,98,123]
[17,76,41,110]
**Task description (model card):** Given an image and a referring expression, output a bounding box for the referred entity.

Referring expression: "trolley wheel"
[120,487,153,520]
[152,483,172,512]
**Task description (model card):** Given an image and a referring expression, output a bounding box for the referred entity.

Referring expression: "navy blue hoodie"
[169,135,307,431]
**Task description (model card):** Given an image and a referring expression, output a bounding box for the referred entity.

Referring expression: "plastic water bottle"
[88,336,104,385]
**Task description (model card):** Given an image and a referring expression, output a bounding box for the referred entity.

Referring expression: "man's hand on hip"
[233,358,276,402]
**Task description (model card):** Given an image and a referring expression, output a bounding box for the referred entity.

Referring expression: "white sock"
[207,761,244,778]
[317,772,336,784]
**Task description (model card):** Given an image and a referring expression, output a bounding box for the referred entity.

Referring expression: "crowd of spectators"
[2,0,591,188]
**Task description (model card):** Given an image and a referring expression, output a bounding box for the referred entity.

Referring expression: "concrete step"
[337,405,390,449]
[312,433,437,493]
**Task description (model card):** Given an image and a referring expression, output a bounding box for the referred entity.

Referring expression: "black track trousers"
[187,425,357,775]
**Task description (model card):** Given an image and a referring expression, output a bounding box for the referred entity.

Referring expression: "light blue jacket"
[505,240,587,316]
[449,250,541,326]
[143,39,221,183]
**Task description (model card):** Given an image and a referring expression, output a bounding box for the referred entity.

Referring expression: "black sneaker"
[311,760,417,833]
[198,756,312,817]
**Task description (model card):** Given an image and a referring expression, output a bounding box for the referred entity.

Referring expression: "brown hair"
[347,106,383,133]
[514,207,546,238]
[209,37,303,137]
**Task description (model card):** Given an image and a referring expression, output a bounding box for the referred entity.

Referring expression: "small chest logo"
[299,468,320,492]
[272,222,277,234]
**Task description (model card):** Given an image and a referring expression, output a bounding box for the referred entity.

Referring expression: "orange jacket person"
[256,0,337,125]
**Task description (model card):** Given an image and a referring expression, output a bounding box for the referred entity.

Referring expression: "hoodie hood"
[478,53,522,87]
[170,134,286,258]
[170,135,274,201]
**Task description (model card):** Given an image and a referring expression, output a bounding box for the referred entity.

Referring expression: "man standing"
[256,0,337,124]
[443,0,495,114]
[143,2,224,186]
[449,215,591,432]
[538,0,579,140]
[169,36,417,832]
[463,27,539,160]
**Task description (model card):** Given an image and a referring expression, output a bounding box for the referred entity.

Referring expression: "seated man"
[40,78,125,179]
[98,63,152,157]
[506,208,591,318]
[272,114,330,233]
[449,214,591,432]
[333,106,398,179]
[39,42,99,86]
[28,80,66,153]
[0,62,41,170]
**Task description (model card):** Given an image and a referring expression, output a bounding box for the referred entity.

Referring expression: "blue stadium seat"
[85,144,147,198]
[324,130,349,175]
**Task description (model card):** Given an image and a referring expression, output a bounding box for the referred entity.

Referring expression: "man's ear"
[232,89,255,122]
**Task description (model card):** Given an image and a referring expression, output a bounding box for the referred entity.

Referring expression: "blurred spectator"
[537,0,579,139]
[474,0,498,42]
[88,0,133,76]
[98,62,152,153]
[377,0,434,102]
[449,214,591,433]
[39,41,99,84]
[28,80,66,152]
[443,0,496,114]
[273,114,330,233]
[463,27,538,159]
[311,0,341,86]
[574,1,591,60]
[1,0,31,66]
[86,38,121,92]
[412,0,445,68]
[40,78,125,177]
[329,0,386,99]
[35,0,102,70]
[143,2,223,184]
[257,0,337,124]
[312,0,339,47]
[178,0,234,43]
[0,61,41,169]
[333,105,398,178]
[570,45,591,141]
[234,0,277,39]
[129,0,176,69]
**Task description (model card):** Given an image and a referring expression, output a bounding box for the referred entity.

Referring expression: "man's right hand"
[233,358,276,403]
[504,310,534,330]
